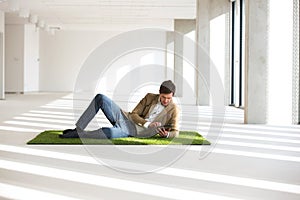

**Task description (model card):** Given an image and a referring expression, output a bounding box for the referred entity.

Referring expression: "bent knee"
[95,93,105,101]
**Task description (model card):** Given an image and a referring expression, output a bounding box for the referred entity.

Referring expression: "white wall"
[24,24,39,92]
[0,11,4,99]
[5,24,39,93]
[5,24,24,93]
[39,30,120,92]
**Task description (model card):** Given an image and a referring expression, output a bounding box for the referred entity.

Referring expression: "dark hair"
[159,80,176,95]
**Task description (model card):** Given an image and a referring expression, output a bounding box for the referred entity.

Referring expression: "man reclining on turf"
[60,80,180,139]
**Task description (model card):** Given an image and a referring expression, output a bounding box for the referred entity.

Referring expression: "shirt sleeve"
[143,121,151,128]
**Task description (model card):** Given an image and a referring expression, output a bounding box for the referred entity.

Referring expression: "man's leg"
[60,94,135,138]
[76,94,126,129]
[80,127,130,139]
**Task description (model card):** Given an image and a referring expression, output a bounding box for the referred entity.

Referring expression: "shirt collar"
[157,96,162,105]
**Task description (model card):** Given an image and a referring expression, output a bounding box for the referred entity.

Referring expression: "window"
[230,0,245,108]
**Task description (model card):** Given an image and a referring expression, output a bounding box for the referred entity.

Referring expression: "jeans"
[75,94,136,139]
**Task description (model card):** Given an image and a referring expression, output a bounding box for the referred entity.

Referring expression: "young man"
[60,80,179,139]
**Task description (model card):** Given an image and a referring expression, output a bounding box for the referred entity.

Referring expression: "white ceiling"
[0,0,196,31]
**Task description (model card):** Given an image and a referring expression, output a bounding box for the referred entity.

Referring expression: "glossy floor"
[0,93,299,200]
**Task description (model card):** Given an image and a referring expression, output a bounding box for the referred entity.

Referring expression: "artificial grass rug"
[27,130,211,145]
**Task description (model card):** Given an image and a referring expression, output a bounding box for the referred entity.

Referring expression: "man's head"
[159,80,176,106]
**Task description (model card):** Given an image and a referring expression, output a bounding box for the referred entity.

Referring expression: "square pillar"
[244,0,269,123]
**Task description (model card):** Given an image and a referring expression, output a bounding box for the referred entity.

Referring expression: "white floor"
[0,93,300,200]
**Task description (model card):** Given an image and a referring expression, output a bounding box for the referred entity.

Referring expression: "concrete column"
[174,22,184,97]
[165,31,174,81]
[0,11,4,99]
[244,0,269,123]
[196,0,210,105]
[293,0,299,124]
[174,19,196,98]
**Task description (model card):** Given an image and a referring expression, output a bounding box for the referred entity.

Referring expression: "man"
[60,80,179,139]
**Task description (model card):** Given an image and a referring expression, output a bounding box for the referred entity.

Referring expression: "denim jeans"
[75,94,136,139]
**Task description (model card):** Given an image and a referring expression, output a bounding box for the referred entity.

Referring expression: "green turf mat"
[27,130,211,145]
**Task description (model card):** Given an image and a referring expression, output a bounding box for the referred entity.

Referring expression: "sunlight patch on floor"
[0,159,240,200]
[0,182,81,200]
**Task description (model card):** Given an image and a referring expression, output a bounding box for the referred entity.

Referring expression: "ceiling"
[0,0,196,31]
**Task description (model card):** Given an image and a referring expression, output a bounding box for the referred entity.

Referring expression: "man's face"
[159,93,173,106]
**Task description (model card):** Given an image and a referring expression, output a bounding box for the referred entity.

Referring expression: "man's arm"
[129,93,152,126]
[157,106,180,138]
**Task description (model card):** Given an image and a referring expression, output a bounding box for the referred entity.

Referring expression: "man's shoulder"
[144,93,159,99]
[169,101,179,110]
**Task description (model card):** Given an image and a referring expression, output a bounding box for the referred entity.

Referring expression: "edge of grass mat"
[27,130,211,145]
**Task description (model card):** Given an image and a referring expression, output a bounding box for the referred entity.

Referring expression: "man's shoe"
[59,128,79,138]
[62,129,74,134]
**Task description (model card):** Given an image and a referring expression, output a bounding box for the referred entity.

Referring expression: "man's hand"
[148,122,170,138]
[157,127,169,138]
[148,122,161,128]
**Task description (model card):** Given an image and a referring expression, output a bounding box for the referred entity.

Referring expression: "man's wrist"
[143,121,151,128]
